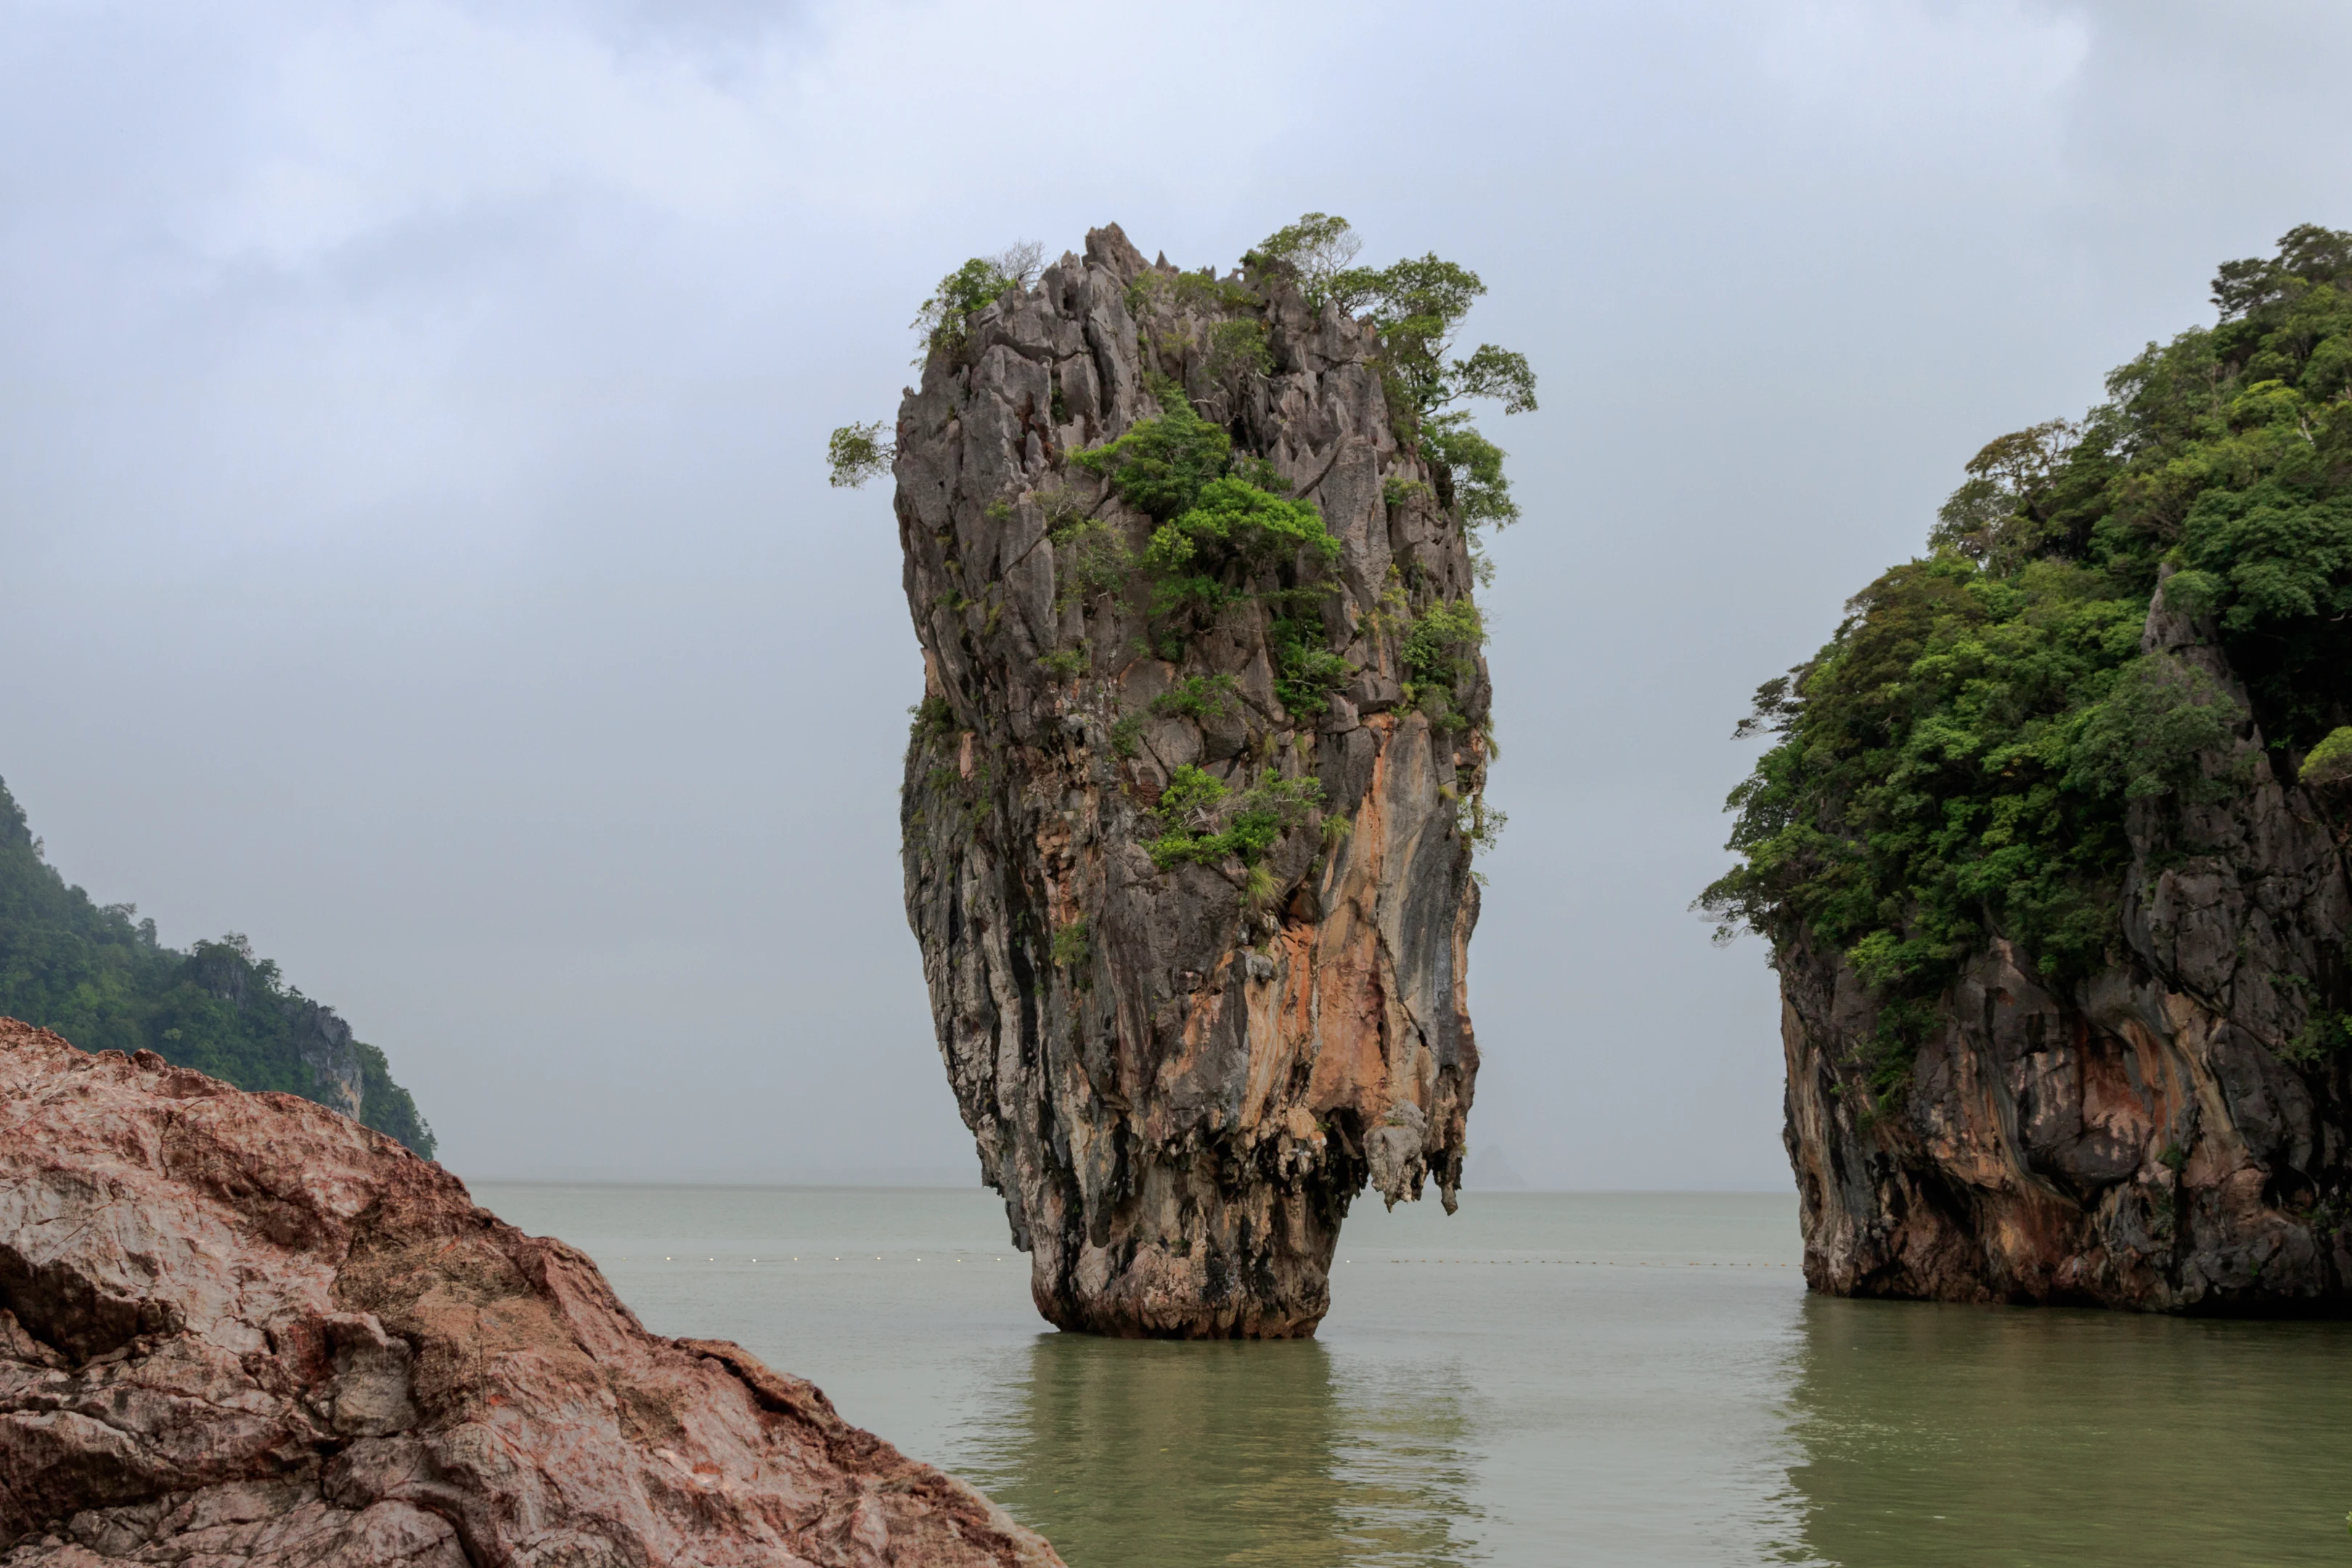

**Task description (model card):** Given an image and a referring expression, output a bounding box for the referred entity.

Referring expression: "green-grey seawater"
[472,1184,2352,1567]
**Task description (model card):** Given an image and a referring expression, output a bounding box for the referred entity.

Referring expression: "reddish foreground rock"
[0,1021,1063,1567]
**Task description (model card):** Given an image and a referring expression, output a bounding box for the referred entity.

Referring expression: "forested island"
[1707,226,2352,1311]
[0,776,433,1154]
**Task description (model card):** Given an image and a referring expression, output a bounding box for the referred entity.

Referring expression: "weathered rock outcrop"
[1783,574,2352,1311]
[895,225,1489,1337]
[0,1019,1063,1567]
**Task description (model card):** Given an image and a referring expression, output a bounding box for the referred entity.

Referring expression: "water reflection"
[949,1333,1482,1568]
[1781,1295,2352,1567]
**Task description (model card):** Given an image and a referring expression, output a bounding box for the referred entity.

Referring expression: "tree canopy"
[0,776,436,1153]
[1254,216,1538,530]
[1702,224,2352,1088]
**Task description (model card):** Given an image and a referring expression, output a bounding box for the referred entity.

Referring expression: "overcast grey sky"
[3,0,2347,1189]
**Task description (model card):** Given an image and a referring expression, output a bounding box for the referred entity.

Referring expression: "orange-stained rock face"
[0,1020,1064,1567]
[1777,580,2352,1313]
[896,225,1487,1338]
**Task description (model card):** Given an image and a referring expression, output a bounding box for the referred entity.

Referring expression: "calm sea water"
[471,1183,2352,1567]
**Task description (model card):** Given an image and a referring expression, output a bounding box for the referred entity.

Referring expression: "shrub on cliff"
[1704,224,2352,1073]
[1069,380,1344,634]
[1255,217,1538,534]
[2302,726,2352,790]
[910,242,1042,363]
[828,420,893,488]
[1146,766,1325,870]
[1071,380,1235,518]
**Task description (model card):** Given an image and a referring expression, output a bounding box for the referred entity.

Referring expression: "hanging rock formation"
[895,224,1491,1337]
[0,1019,1063,1567]
[1781,576,2352,1310]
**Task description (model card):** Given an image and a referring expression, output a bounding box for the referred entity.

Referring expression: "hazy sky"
[4,0,2348,1190]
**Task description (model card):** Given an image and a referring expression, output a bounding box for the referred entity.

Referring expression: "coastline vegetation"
[1702,224,2352,1091]
[0,775,436,1153]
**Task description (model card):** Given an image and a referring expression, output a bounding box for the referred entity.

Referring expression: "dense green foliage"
[1146,765,1326,870]
[1072,381,1342,640]
[827,420,893,488]
[2303,725,2352,789]
[1070,381,1241,519]
[1272,610,1350,716]
[0,777,435,1153]
[1704,226,2352,1064]
[1400,598,1486,730]
[910,242,1042,363]
[1151,674,1241,722]
[1139,477,1339,616]
[1259,219,1538,531]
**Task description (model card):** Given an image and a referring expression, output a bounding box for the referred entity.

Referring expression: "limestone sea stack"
[0,1020,1063,1568]
[895,224,1491,1338]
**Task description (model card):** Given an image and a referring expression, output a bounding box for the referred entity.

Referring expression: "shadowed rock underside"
[897,225,1489,1337]
[1783,577,2352,1312]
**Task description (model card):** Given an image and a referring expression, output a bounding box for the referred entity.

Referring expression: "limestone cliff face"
[894,225,1487,1338]
[1783,574,2352,1311]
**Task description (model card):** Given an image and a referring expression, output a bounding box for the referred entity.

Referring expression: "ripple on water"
[470,1184,2352,1567]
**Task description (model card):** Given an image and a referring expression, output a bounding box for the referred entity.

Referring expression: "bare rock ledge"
[0,1019,1063,1568]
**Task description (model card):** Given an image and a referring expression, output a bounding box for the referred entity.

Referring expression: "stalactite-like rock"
[896,225,1490,1338]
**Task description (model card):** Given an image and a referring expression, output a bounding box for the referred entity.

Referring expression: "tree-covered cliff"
[0,776,435,1155]
[1705,226,2352,1310]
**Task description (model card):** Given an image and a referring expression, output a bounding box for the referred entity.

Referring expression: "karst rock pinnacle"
[896,224,1491,1338]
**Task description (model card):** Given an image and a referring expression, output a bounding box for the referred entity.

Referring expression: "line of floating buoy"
[605,1253,1792,1268]
[1358,1257,1797,1267]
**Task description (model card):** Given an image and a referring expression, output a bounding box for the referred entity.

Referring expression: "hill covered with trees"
[0,776,433,1155]
[1704,226,2352,1311]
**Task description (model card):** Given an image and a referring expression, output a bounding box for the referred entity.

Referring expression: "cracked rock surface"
[895,224,1487,1338]
[1782,576,2352,1311]
[0,1020,1063,1567]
